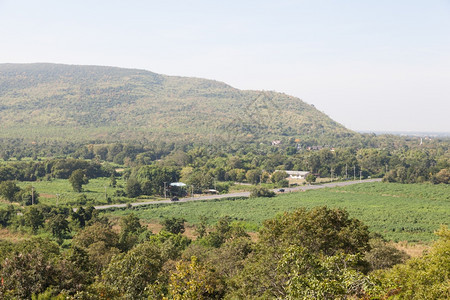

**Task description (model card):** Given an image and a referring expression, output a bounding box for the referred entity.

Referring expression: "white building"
[276,170,310,179]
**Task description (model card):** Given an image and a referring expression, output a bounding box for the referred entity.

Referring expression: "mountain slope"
[0,63,354,143]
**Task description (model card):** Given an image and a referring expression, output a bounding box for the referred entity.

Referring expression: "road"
[94,178,382,210]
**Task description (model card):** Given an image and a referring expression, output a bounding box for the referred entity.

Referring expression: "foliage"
[161,217,186,234]
[166,256,225,300]
[118,213,144,251]
[0,180,20,202]
[99,241,164,299]
[271,170,288,184]
[228,207,371,298]
[69,169,89,192]
[305,173,316,183]
[373,226,450,299]
[433,168,450,184]
[0,238,61,299]
[249,186,276,198]
[365,237,410,271]
[47,214,70,242]
[126,178,141,198]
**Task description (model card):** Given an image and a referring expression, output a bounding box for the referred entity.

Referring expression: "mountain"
[0,63,354,144]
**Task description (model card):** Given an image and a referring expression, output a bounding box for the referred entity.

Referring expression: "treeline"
[0,158,111,182]
[0,206,448,299]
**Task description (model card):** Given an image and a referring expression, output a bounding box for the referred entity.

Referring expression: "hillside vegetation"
[0,63,354,143]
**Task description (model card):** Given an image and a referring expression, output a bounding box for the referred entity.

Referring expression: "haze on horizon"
[0,0,449,133]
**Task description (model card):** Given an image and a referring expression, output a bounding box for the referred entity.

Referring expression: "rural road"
[94,178,382,210]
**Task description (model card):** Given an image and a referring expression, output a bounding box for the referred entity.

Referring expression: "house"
[275,170,310,179]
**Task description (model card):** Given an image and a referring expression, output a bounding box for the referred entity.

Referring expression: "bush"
[250,187,275,198]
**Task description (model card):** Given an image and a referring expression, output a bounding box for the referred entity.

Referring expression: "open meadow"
[14,177,141,206]
[105,182,449,243]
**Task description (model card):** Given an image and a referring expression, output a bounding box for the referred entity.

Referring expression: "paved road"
[94,178,382,210]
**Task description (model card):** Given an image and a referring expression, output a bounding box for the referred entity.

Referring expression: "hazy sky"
[1,0,449,132]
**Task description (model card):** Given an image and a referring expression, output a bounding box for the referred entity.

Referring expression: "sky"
[1,0,449,133]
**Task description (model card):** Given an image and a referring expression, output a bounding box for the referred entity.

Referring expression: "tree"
[24,206,45,232]
[166,256,225,300]
[271,170,288,184]
[374,226,450,299]
[246,169,262,184]
[365,237,409,270]
[250,186,276,198]
[126,177,141,198]
[161,217,186,234]
[0,180,20,202]
[72,222,120,274]
[99,241,164,299]
[433,168,450,184]
[47,214,71,242]
[15,185,39,206]
[109,173,117,187]
[305,173,316,184]
[69,169,89,192]
[118,213,144,251]
[0,239,60,299]
[228,207,371,298]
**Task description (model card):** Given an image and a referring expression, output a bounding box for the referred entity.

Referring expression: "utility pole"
[360,170,362,182]
[331,168,333,182]
[353,166,356,181]
[163,182,167,198]
[345,164,348,180]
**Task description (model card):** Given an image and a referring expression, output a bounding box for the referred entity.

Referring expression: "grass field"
[15,177,151,206]
[105,182,449,243]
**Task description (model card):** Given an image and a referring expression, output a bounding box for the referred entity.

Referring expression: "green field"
[15,177,149,206]
[105,182,449,243]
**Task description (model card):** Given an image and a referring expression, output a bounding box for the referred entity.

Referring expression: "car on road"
[278,189,285,193]
[171,196,179,201]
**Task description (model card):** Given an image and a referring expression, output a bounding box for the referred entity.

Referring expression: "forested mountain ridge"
[0,63,354,143]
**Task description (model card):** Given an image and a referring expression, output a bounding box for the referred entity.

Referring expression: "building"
[276,170,310,179]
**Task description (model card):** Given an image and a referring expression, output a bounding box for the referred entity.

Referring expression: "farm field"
[105,182,449,243]
[14,177,143,206]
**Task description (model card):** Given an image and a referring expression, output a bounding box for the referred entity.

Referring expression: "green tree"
[374,226,450,299]
[305,173,316,184]
[69,169,89,192]
[433,168,450,184]
[47,214,71,242]
[109,173,117,187]
[166,256,225,300]
[118,213,144,251]
[15,185,39,206]
[0,239,60,299]
[72,222,120,274]
[24,206,45,232]
[246,169,262,184]
[228,207,370,298]
[250,186,276,198]
[0,180,20,202]
[126,177,141,198]
[99,241,164,299]
[161,217,186,234]
[271,170,288,184]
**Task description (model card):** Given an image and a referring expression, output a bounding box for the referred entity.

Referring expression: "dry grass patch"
[393,241,430,258]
